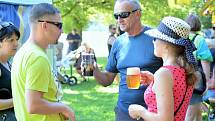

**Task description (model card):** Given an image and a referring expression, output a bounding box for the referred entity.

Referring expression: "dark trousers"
[114,106,144,121]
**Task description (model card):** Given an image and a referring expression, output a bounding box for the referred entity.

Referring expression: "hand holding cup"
[140,71,154,85]
[81,52,95,76]
[128,104,146,120]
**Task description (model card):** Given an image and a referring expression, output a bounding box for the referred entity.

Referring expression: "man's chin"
[119,26,126,32]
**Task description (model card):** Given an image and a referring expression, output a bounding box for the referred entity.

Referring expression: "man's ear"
[0,38,6,47]
[136,10,142,18]
[2,38,7,43]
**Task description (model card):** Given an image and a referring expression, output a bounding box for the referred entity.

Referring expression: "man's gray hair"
[115,0,141,10]
[29,3,60,23]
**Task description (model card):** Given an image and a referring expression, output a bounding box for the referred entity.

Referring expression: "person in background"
[66,29,81,54]
[116,23,125,36]
[93,0,163,121]
[202,24,215,119]
[74,42,95,81]
[204,24,215,39]
[205,25,215,49]
[128,16,197,121]
[0,21,20,121]
[55,42,64,62]
[185,13,213,121]
[11,3,75,121]
[107,24,116,55]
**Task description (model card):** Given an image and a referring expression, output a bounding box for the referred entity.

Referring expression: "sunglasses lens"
[114,12,130,19]
[114,14,119,19]
[58,23,62,29]
[120,12,130,18]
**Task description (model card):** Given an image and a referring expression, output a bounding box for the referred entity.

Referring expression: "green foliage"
[140,0,211,28]
[54,0,212,33]
[200,15,212,29]
[53,0,115,33]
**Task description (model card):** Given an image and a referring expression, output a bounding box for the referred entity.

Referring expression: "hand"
[61,106,75,121]
[128,104,146,120]
[93,61,98,70]
[80,61,85,73]
[140,71,154,85]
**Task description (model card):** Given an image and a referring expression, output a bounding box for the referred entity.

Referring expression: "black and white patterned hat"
[145,16,197,65]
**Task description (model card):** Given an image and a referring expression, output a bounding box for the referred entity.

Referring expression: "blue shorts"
[203,89,215,101]
[114,106,144,121]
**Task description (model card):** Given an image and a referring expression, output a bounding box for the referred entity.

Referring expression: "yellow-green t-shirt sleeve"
[25,55,51,92]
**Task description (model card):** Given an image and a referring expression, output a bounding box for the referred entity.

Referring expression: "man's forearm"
[0,99,13,110]
[27,99,69,115]
[26,90,71,115]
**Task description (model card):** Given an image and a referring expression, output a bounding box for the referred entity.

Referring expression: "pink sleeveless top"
[144,65,193,121]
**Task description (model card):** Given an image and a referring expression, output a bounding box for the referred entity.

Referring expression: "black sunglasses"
[114,9,139,20]
[38,20,63,30]
[0,22,13,31]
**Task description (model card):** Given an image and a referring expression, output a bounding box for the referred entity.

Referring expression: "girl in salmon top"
[128,16,197,121]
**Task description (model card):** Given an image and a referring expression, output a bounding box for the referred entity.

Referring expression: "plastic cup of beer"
[81,52,94,76]
[126,67,140,89]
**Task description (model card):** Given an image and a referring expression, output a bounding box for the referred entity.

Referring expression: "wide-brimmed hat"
[145,16,197,65]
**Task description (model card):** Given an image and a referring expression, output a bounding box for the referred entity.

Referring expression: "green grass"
[61,57,118,121]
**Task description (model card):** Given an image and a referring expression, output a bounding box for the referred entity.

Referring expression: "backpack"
[191,34,207,95]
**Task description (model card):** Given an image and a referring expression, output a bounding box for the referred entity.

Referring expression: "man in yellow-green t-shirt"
[11,3,75,121]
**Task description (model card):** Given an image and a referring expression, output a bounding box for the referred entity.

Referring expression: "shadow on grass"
[62,78,118,121]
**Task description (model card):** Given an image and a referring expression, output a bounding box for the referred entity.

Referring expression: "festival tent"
[0,0,56,69]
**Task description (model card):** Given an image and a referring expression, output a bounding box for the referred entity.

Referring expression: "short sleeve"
[105,39,119,73]
[195,36,213,62]
[25,55,51,92]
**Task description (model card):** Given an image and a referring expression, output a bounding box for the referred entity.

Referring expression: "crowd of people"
[0,0,215,121]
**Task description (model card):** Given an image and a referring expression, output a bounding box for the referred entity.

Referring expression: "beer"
[82,52,94,76]
[126,67,140,89]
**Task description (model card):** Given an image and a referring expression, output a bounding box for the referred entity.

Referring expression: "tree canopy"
[53,0,212,33]
[53,0,115,33]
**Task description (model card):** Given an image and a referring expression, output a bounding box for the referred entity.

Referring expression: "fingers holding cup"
[128,104,145,120]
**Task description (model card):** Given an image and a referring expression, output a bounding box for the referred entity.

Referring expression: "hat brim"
[145,29,176,44]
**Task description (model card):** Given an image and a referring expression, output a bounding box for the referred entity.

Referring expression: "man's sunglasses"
[38,20,63,30]
[114,9,139,19]
[0,22,13,31]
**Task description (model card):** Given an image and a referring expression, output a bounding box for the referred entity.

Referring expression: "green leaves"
[54,0,212,33]
[53,0,115,33]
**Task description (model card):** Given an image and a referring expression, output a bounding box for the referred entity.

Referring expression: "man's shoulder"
[143,25,153,31]
[17,43,47,61]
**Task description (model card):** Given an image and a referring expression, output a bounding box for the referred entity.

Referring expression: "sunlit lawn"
[61,57,118,121]
[62,79,118,121]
